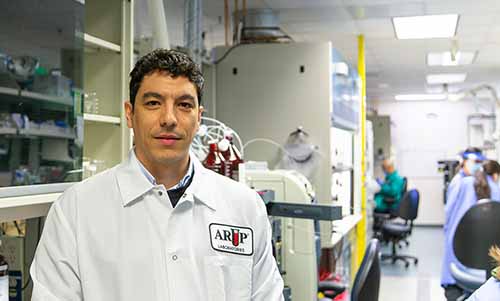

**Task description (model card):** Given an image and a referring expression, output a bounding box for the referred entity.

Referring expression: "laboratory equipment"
[7,56,39,87]
[437,159,460,204]
[266,202,341,221]
[211,42,362,246]
[331,49,361,131]
[192,116,245,180]
[244,168,341,301]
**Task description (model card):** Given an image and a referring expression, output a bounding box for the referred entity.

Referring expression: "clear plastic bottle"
[219,134,244,181]
[218,138,232,178]
[229,136,244,181]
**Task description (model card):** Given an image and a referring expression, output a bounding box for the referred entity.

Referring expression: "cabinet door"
[0,0,84,188]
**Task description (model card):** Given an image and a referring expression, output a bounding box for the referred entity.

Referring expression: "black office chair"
[450,201,500,298]
[373,177,408,240]
[381,189,420,268]
[318,239,381,301]
[351,239,381,301]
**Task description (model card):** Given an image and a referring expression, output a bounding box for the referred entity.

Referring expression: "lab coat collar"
[116,150,217,211]
[116,151,155,207]
[184,155,217,211]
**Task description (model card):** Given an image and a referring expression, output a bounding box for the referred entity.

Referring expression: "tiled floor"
[379,226,447,301]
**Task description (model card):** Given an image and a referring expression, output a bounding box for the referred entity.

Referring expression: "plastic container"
[203,143,225,175]
[218,139,232,177]
[219,135,244,181]
[84,92,99,114]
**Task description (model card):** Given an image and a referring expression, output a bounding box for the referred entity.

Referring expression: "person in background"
[446,147,485,208]
[466,245,500,301]
[441,160,500,300]
[374,157,405,213]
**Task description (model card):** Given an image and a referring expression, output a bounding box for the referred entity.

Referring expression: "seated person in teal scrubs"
[374,158,405,213]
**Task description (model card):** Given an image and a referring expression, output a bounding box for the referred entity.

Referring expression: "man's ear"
[198,105,204,124]
[124,101,134,129]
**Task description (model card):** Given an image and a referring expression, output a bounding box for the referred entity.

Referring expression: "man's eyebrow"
[141,92,164,100]
[176,94,196,102]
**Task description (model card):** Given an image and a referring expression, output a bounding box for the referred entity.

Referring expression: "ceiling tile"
[266,0,344,9]
[424,1,500,16]
[344,2,425,19]
[355,19,395,38]
[475,45,500,66]
[278,7,352,23]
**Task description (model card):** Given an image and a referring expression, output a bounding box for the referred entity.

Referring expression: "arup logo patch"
[209,223,254,256]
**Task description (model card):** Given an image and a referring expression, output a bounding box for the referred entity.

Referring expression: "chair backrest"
[397,189,419,221]
[351,239,381,301]
[402,177,408,194]
[453,201,500,271]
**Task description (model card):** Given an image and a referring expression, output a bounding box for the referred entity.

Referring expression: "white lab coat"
[466,277,500,301]
[30,150,284,301]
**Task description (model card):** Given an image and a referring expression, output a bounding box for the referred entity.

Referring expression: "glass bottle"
[203,143,225,175]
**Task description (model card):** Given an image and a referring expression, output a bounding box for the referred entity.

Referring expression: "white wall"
[375,100,476,225]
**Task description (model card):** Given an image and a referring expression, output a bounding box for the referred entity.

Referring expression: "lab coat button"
[172,255,178,261]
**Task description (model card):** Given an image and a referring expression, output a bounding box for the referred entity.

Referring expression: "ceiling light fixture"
[427,73,467,84]
[427,51,477,66]
[393,14,459,39]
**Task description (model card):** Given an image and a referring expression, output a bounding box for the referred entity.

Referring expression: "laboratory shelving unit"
[83,0,133,170]
[0,0,133,221]
[0,2,133,299]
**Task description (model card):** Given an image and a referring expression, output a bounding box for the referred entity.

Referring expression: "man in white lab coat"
[30,49,284,301]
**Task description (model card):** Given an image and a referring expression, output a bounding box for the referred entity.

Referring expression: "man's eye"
[179,102,194,109]
[146,100,160,106]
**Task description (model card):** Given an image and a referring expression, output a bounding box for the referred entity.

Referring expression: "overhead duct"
[238,8,292,43]
[148,0,170,49]
[184,0,203,65]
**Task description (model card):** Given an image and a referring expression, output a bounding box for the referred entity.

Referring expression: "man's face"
[381,161,388,173]
[125,71,203,168]
[382,161,393,174]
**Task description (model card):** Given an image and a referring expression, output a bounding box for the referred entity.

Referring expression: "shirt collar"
[385,171,397,179]
[115,149,217,210]
[135,149,194,190]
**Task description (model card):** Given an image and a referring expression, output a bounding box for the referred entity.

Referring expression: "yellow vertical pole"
[356,34,367,266]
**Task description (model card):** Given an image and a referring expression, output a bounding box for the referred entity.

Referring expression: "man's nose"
[159,104,177,128]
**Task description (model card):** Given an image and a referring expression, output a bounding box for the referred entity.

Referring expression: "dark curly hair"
[129,49,204,107]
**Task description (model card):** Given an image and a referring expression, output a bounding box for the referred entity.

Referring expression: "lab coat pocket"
[204,256,253,301]
[204,256,226,301]
[221,256,253,300]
